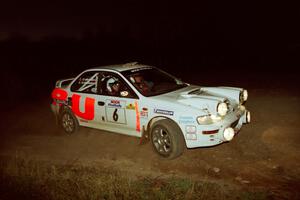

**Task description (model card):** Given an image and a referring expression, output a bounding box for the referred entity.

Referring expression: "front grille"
[225,99,234,113]
[231,119,239,128]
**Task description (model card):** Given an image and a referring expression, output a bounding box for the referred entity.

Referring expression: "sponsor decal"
[130,67,152,73]
[126,103,135,110]
[105,100,127,124]
[107,100,122,108]
[51,88,95,121]
[52,88,68,101]
[154,109,174,116]
[51,88,95,120]
[72,94,95,120]
[179,116,195,124]
[111,100,120,104]
[140,110,148,118]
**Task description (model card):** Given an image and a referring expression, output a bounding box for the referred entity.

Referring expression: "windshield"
[122,67,188,97]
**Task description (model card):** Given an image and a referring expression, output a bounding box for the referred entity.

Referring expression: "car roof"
[89,62,153,72]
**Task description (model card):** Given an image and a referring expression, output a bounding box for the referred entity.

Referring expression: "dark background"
[1,1,299,107]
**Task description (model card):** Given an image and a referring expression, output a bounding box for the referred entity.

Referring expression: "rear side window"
[71,71,100,94]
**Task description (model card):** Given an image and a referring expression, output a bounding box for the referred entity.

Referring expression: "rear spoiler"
[55,78,74,88]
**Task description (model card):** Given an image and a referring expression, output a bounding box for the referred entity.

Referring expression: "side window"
[71,71,100,94]
[99,72,138,99]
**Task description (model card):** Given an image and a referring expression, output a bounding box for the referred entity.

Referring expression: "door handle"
[98,101,105,106]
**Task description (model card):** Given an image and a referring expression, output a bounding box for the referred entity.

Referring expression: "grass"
[0,155,271,200]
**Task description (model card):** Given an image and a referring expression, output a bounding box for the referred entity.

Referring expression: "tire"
[59,109,79,134]
[150,119,185,159]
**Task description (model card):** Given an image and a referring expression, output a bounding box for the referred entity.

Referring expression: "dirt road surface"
[1,88,299,199]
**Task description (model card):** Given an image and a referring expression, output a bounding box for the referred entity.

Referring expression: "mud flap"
[139,126,150,145]
[50,102,59,125]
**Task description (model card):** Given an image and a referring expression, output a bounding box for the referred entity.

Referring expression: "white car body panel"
[51,63,250,149]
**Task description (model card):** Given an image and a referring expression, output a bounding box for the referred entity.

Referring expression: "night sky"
[0,1,299,106]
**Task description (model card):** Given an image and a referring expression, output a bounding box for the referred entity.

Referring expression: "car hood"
[154,85,242,115]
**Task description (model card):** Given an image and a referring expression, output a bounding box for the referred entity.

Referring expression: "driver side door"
[96,71,141,137]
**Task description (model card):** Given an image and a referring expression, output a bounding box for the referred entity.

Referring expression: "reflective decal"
[154,109,174,116]
[51,88,68,101]
[72,94,95,120]
[135,101,140,132]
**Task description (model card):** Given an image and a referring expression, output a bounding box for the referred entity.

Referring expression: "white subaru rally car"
[51,62,250,159]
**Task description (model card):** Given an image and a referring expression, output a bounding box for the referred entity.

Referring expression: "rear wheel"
[150,119,185,159]
[60,109,79,134]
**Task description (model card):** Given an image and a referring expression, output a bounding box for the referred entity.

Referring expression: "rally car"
[51,62,251,159]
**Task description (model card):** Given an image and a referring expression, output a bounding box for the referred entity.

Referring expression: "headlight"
[197,115,213,125]
[223,127,234,141]
[243,90,248,101]
[217,102,228,116]
[197,115,222,125]
[239,89,248,104]
[246,111,251,123]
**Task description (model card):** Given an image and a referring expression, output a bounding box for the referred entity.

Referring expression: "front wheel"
[59,109,79,134]
[150,119,185,159]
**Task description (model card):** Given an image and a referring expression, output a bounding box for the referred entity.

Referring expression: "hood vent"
[188,88,202,95]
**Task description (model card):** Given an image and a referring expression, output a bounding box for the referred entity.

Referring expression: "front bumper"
[50,101,59,116]
[185,105,250,148]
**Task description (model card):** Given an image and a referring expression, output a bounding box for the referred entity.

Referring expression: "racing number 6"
[113,109,119,122]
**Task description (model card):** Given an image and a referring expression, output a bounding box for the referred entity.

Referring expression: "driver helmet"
[106,77,119,92]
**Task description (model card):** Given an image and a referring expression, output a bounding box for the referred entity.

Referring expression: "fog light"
[186,125,197,140]
[186,133,197,140]
[223,127,234,141]
[246,111,251,123]
[186,125,196,133]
